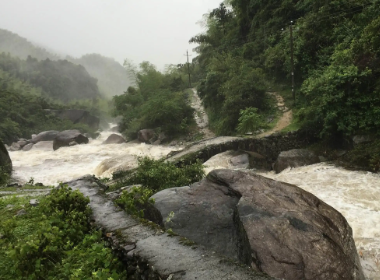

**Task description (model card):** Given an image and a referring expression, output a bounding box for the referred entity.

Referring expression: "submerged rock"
[22,143,34,151]
[137,129,155,143]
[53,130,89,151]
[151,169,365,280]
[273,148,320,173]
[102,133,126,144]
[30,130,60,144]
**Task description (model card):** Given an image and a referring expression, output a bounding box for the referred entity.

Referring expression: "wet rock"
[53,130,89,151]
[30,130,59,144]
[273,148,320,173]
[66,175,274,280]
[0,140,12,174]
[33,141,53,151]
[137,129,155,143]
[22,143,34,151]
[15,209,27,216]
[151,169,365,280]
[102,133,126,144]
[229,153,250,169]
[17,140,29,148]
[29,199,39,207]
[9,142,21,151]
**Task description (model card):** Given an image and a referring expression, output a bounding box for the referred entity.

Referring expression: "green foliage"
[113,61,195,139]
[0,166,10,187]
[0,186,127,280]
[237,107,266,134]
[0,52,100,102]
[191,0,380,140]
[343,140,380,172]
[115,157,204,217]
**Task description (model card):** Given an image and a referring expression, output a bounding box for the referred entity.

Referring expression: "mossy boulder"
[0,139,12,174]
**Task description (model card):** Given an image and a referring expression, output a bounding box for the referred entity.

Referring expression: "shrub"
[0,185,127,280]
[115,157,204,217]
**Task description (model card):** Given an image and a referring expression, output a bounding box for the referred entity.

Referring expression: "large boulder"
[151,169,365,280]
[53,130,89,151]
[45,109,99,130]
[0,140,12,174]
[273,149,320,173]
[137,129,155,143]
[102,133,126,144]
[30,131,59,144]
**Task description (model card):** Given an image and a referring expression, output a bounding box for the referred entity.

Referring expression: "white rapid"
[204,152,380,279]
[9,129,182,185]
[9,134,380,278]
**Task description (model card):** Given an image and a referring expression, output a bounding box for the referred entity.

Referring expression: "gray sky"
[0,0,221,70]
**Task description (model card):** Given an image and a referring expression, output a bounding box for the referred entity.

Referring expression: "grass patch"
[0,186,127,280]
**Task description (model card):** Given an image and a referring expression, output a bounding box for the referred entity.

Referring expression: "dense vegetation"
[113,157,204,218]
[0,28,133,98]
[0,68,100,144]
[191,0,380,141]
[113,62,196,139]
[0,53,100,102]
[0,186,127,279]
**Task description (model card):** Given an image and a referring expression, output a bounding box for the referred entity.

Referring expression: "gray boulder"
[53,130,89,151]
[137,129,155,143]
[0,140,12,174]
[30,131,59,144]
[229,153,250,169]
[102,133,126,144]
[22,143,34,151]
[151,169,365,280]
[9,142,21,151]
[273,149,320,173]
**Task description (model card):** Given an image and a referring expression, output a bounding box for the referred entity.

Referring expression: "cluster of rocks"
[147,169,365,280]
[7,130,90,151]
[137,129,167,145]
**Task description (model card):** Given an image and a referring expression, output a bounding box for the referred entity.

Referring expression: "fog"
[0,0,222,69]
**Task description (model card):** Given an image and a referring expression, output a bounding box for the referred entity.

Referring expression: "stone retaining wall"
[167,130,317,169]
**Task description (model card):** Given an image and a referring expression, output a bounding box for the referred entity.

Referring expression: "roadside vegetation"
[0,186,127,280]
[191,0,380,142]
[111,157,204,218]
[112,62,196,140]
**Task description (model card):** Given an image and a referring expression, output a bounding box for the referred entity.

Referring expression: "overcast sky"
[0,0,222,70]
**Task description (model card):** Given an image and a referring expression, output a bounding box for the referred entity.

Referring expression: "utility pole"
[185,50,192,88]
[290,21,295,102]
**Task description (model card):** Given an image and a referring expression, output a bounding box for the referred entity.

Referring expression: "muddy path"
[257,92,293,138]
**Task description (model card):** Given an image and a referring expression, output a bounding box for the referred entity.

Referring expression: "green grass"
[0,187,127,280]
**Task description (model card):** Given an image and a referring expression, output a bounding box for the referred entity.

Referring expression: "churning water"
[9,129,181,185]
[9,131,380,279]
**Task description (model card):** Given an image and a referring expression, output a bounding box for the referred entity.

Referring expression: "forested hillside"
[0,28,132,98]
[113,62,195,139]
[192,0,380,141]
[0,53,100,102]
[69,54,133,98]
[0,29,59,61]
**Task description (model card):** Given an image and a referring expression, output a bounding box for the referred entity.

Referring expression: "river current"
[9,129,380,279]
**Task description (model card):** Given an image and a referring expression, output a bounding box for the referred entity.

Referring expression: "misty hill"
[0,29,60,61]
[68,54,133,98]
[0,52,100,102]
[0,28,132,98]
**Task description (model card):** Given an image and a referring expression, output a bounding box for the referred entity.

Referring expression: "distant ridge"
[0,28,133,97]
